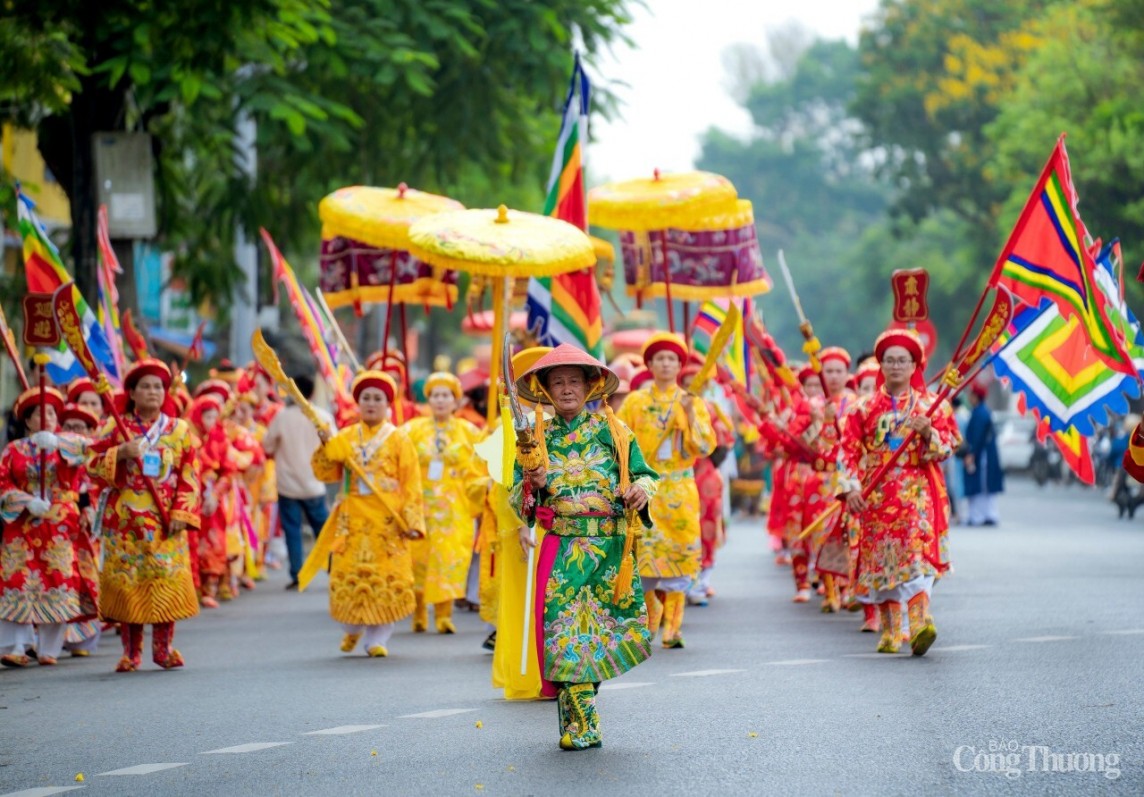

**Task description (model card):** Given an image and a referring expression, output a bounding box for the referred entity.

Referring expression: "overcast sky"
[589,0,881,182]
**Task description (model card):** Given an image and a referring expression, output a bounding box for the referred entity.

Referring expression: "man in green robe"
[510,343,659,751]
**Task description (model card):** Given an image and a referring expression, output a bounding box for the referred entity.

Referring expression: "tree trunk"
[35,77,126,302]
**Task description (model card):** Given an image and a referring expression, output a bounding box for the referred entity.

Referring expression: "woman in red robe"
[0,388,92,667]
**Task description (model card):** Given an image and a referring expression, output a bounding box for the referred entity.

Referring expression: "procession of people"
[0,290,984,751]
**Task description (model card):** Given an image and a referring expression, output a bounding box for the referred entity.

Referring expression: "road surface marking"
[304,724,386,735]
[599,682,655,691]
[97,763,188,776]
[929,645,990,652]
[399,709,477,719]
[843,652,907,658]
[0,789,85,797]
[763,659,829,666]
[1104,629,1144,635]
[1014,636,1076,643]
[670,669,746,677]
[201,742,291,754]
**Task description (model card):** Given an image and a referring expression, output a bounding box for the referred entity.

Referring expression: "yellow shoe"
[910,620,937,657]
[436,618,457,635]
[70,649,91,658]
[340,633,362,653]
[876,602,902,653]
[366,645,388,658]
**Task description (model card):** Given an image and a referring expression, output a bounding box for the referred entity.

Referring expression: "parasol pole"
[682,302,691,346]
[381,250,398,360]
[521,530,536,676]
[658,231,676,333]
[487,277,510,426]
[399,303,409,359]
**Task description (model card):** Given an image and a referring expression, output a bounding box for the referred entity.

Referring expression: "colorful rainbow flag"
[1040,422,1095,486]
[993,239,1142,484]
[692,298,750,386]
[526,53,604,358]
[988,136,1134,375]
[992,240,1144,436]
[16,189,119,384]
[260,228,350,403]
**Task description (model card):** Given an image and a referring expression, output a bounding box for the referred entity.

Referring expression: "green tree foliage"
[1,0,633,324]
[853,0,1051,257]
[698,35,896,354]
[706,0,1144,363]
[987,0,1144,299]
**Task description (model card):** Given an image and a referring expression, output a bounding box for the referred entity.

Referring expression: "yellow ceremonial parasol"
[585,171,745,331]
[318,183,464,357]
[587,169,738,232]
[408,204,597,424]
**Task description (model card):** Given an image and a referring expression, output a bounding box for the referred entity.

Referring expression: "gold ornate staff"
[250,329,407,534]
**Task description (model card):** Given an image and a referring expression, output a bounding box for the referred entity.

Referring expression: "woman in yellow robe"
[306,371,425,658]
[404,372,487,633]
[617,333,715,649]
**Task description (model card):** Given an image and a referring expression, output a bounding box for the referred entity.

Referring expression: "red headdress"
[66,378,98,404]
[124,358,172,392]
[59,402,100,430]
[188,394,223,433]
[873,328,926,391]
[819,347,852,369]
[351,370,397,404]
[14,387,64,422]
[641,332,688,364]
[194,378,233,405]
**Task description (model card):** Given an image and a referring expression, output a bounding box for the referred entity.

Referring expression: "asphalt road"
[1,477,1141,796]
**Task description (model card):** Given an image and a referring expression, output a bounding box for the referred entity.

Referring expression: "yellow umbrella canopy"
[620,198,772,301]
[409,205,597,423]
[587,170,739,232]
[319,184,464,250]
[318,184,466,313]
[407,204,596,278]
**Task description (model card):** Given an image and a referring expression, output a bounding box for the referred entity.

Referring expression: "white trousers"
[967,493,1000,525]
[869,574,935,606]
[341,623,395,650]
[641,575,692,594]
[687,567,712,599]
[0,620,66,659]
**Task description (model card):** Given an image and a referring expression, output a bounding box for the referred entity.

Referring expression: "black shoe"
[982,520,998,527]
[285,580,299,591]
[482,631,496,652]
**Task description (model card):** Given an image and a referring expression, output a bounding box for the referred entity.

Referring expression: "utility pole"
[230,94,258,363]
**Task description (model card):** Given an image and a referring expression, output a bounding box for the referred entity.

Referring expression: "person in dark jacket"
[962,383,1003,526]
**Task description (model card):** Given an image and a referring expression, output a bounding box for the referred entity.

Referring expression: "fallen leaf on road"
[747,732,758,738]
[75,774,85,782]
[475,720,483,729]
[371,750,378,757]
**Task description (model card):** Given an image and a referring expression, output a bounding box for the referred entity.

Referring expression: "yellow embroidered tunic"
[404,416,487,604]
[308,422,424,626]
[618,384,716,579]
[88,415,202,624]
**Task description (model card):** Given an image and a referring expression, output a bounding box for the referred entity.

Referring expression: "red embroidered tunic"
[0,436,91,625]
[839,387,961,594]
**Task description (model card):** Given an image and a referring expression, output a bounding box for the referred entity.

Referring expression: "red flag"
[987,136,1134,375]
[121,310,150,361]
